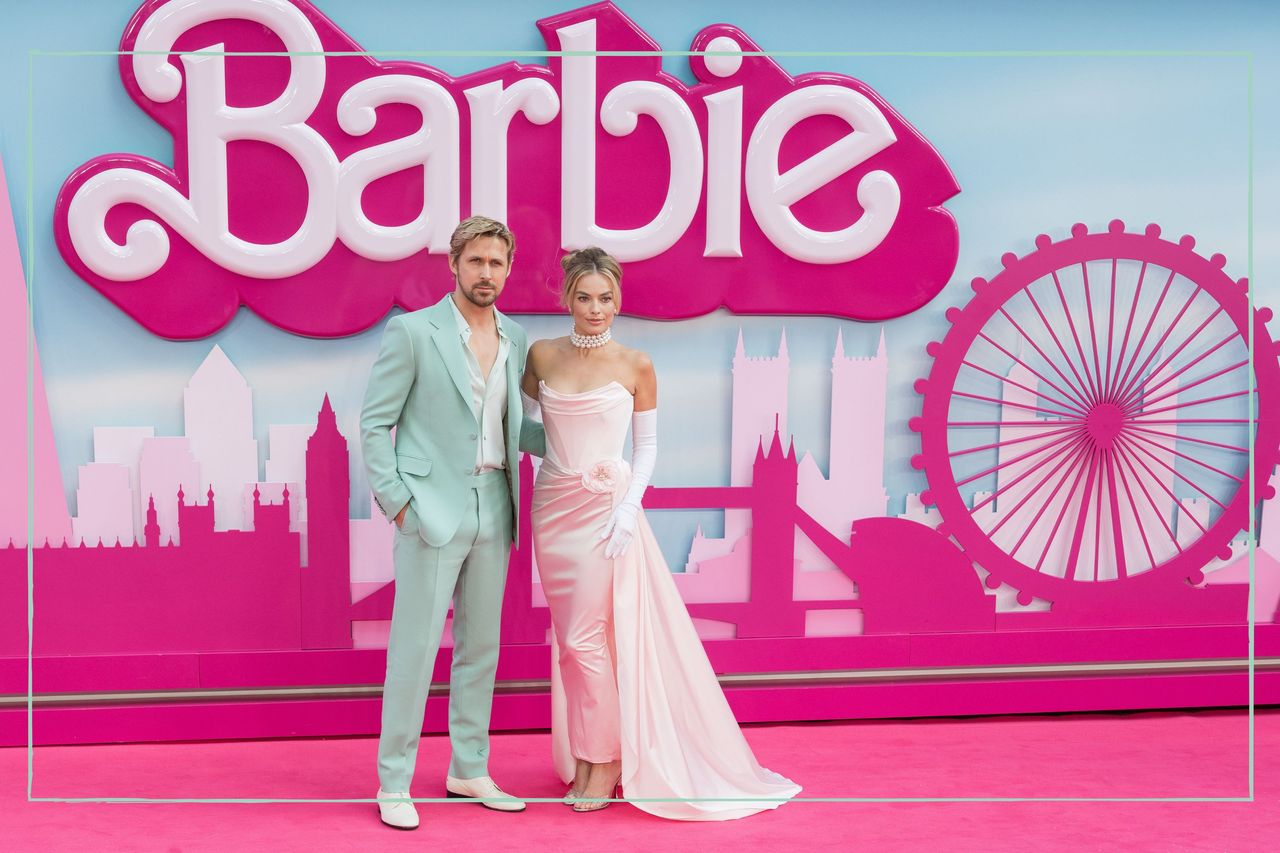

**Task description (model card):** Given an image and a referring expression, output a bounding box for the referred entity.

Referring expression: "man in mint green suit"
[360,216,544,830]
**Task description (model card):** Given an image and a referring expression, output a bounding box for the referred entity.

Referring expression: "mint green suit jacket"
[359,295,545,547]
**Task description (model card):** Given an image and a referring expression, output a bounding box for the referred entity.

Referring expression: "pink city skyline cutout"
[4,279,1275,665]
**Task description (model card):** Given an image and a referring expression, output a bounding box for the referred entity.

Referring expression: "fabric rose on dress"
[582,460,622,494]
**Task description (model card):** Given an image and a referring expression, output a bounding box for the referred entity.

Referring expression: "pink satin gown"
[532,380,801,820]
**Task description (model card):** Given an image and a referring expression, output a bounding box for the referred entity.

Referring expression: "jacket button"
[469,433,478,440]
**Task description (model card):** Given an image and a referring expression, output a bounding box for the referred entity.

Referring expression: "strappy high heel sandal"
[562,786,583,806]
[572,776,622,813]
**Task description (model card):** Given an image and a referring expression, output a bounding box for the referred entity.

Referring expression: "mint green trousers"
[376,471,513,791]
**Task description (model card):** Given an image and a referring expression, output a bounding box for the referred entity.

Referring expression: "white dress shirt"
[448,296,510,472]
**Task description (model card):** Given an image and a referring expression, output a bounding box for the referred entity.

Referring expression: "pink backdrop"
[5,0,1277,747]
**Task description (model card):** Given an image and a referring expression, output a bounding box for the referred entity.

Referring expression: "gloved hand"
[598,409,656,560]
[601,502,639,559]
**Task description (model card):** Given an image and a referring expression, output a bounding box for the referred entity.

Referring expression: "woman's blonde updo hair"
[560,247,623,311]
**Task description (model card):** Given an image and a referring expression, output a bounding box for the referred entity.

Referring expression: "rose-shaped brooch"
[582,460,622,494]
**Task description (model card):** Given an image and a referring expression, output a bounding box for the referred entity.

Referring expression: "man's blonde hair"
[448,215,515,266]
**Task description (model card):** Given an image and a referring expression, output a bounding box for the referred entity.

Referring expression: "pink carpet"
[6,708,1278,851]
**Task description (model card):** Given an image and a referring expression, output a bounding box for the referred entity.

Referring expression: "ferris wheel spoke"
[978,432,1090,522]
[1122,428,1245,484]
[948,419,1083,428]
[1104,452,1130,579]
[1092,456,1106,581]
[1110,261,1149,403]
[1103,259,1119,399]
[1111,268,1177,408]
[1062,448,1102,580]
[961,359,1090,417]
[987,312,1093,412]
[1116,433,1227,515]
[1021,288,1098,406]
[1001,438,1094,555]
[1127,417,1250,426]
[1033,444,1096,572]
[1130,358,1249,414]
[1115,308,1225,410]
[950,424,1084,459]
[1125,425,1248,455]
[1113,287,1203,406]
[974,432,1089,519]
[951,389,1083,420]
[1048,270,1104,404]
[1116,438,1167,563]
[1135,388,1251,419]
[1120,331,1240,412]
[1080,262,1107,406]
[1113,439,1185,549]
[955,427,1083,488]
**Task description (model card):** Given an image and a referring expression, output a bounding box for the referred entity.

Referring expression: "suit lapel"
[499,310,521,453]
[427,297,476,420]
[499,309,521,408]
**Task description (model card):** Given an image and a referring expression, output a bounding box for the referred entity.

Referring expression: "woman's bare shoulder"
[529,336,571,359]
[620,345,654,373]
[530,336,566,352]
[616,346,655,393]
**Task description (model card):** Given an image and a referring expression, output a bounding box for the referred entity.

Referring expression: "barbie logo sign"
[54,0,960,338]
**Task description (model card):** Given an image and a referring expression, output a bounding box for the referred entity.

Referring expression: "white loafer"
[445,775,527,812]
[376,788,419,830]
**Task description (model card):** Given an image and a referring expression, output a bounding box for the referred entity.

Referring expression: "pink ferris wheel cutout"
[912,220,1280,606]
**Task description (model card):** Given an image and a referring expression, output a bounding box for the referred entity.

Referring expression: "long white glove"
[601,409,657,559]
[521,389,542,423]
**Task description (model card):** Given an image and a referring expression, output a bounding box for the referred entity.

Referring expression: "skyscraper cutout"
[0,156,72,546]
[184,345,258,531]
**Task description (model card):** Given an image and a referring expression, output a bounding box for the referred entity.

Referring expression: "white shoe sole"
[446,790,526,812]
[377,807,419,830]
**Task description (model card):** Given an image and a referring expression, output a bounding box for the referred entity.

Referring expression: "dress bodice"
[539,380,634,473]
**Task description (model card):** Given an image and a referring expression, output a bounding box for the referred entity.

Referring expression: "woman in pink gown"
[520,248,801,819]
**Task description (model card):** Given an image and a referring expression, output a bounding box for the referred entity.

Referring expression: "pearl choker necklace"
[570,327,612,348]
